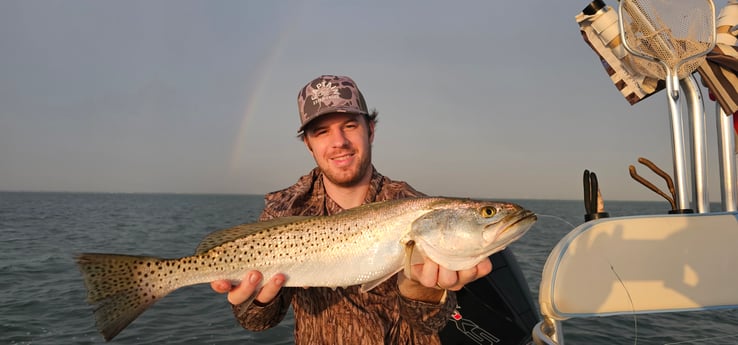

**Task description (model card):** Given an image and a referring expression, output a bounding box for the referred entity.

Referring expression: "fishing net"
[619,0,715,80]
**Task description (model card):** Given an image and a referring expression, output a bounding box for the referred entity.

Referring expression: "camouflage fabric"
[231,166,457,345]
[297,75,369,133]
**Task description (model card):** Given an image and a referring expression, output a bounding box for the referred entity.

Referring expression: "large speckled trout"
[76,197,536,341]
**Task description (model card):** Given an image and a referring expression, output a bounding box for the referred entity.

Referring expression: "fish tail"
[76,253,175,341]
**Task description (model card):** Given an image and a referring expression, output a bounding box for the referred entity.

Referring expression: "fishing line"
[610,263,638,345]
[535,214,576,229]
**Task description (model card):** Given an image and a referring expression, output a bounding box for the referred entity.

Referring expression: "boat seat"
[533,212,738,344]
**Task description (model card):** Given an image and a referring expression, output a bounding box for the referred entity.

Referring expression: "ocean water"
[1,192,738,345]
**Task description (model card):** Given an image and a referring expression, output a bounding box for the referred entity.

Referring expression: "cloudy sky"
[1,0,732,202]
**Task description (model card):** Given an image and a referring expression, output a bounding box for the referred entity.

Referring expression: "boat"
[533,0,738,343]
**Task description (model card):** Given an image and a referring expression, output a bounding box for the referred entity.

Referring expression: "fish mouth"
[507,210,537,233]
[483,210,537,242]
[484,210,537,229]
[509,210,537,227]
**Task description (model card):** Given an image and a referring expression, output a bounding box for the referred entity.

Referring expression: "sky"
[1,0,733,203]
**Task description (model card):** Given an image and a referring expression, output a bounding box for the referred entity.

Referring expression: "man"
[211,75,493,344]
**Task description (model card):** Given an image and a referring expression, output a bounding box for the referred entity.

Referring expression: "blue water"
[1,192,737,344]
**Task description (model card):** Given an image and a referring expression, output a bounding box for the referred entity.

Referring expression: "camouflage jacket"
[232,166,457,345]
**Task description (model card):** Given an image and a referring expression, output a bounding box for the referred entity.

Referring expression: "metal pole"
[717,106,738,211]
[666,76,692,210]
[617,0,716,211]
[682,77,709,212]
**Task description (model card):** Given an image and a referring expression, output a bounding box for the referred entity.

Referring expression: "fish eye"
[480,206,497,218]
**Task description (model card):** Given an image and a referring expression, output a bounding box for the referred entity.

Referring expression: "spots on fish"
[77,197,536,341]
[187,220,360,271]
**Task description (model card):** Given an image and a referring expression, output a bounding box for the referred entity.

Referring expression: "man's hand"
[210,270,286,305]
[397,257,493,303]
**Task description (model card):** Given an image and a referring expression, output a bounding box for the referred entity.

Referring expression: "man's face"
[303,113,374,187]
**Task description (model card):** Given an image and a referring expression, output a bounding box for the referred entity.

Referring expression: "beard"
[320,149,373,188]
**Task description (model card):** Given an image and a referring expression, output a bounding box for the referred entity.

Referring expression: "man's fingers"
[448,258,493,290]
[423,257,494,290]
[419,257,440,288]
[254,274,286,304]
[446,266,479,291]
[210,280,232,294]
[437,266,462,290]
[212,271,287,306]
[227,271,263,305]
[477,258,493,277]
[405,256,495,291]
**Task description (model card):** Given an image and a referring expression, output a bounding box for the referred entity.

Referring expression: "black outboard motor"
[439,248,539,345]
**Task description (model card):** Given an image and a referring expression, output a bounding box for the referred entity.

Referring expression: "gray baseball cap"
[297,75,369,133]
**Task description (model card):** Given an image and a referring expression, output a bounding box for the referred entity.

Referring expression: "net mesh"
[621,0,714,80]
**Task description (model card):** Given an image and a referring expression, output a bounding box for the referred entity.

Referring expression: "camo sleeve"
[231,287,296,331]
[398,288,457,334]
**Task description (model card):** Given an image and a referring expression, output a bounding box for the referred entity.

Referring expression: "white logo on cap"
[310,81,340,106]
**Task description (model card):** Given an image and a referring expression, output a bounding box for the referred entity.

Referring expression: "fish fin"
[403,240,415,279]
[410,244,426,265]
[359,269,402,293]
[76,253,175,341]
[194,216,311,254]
[402,240,427,279]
